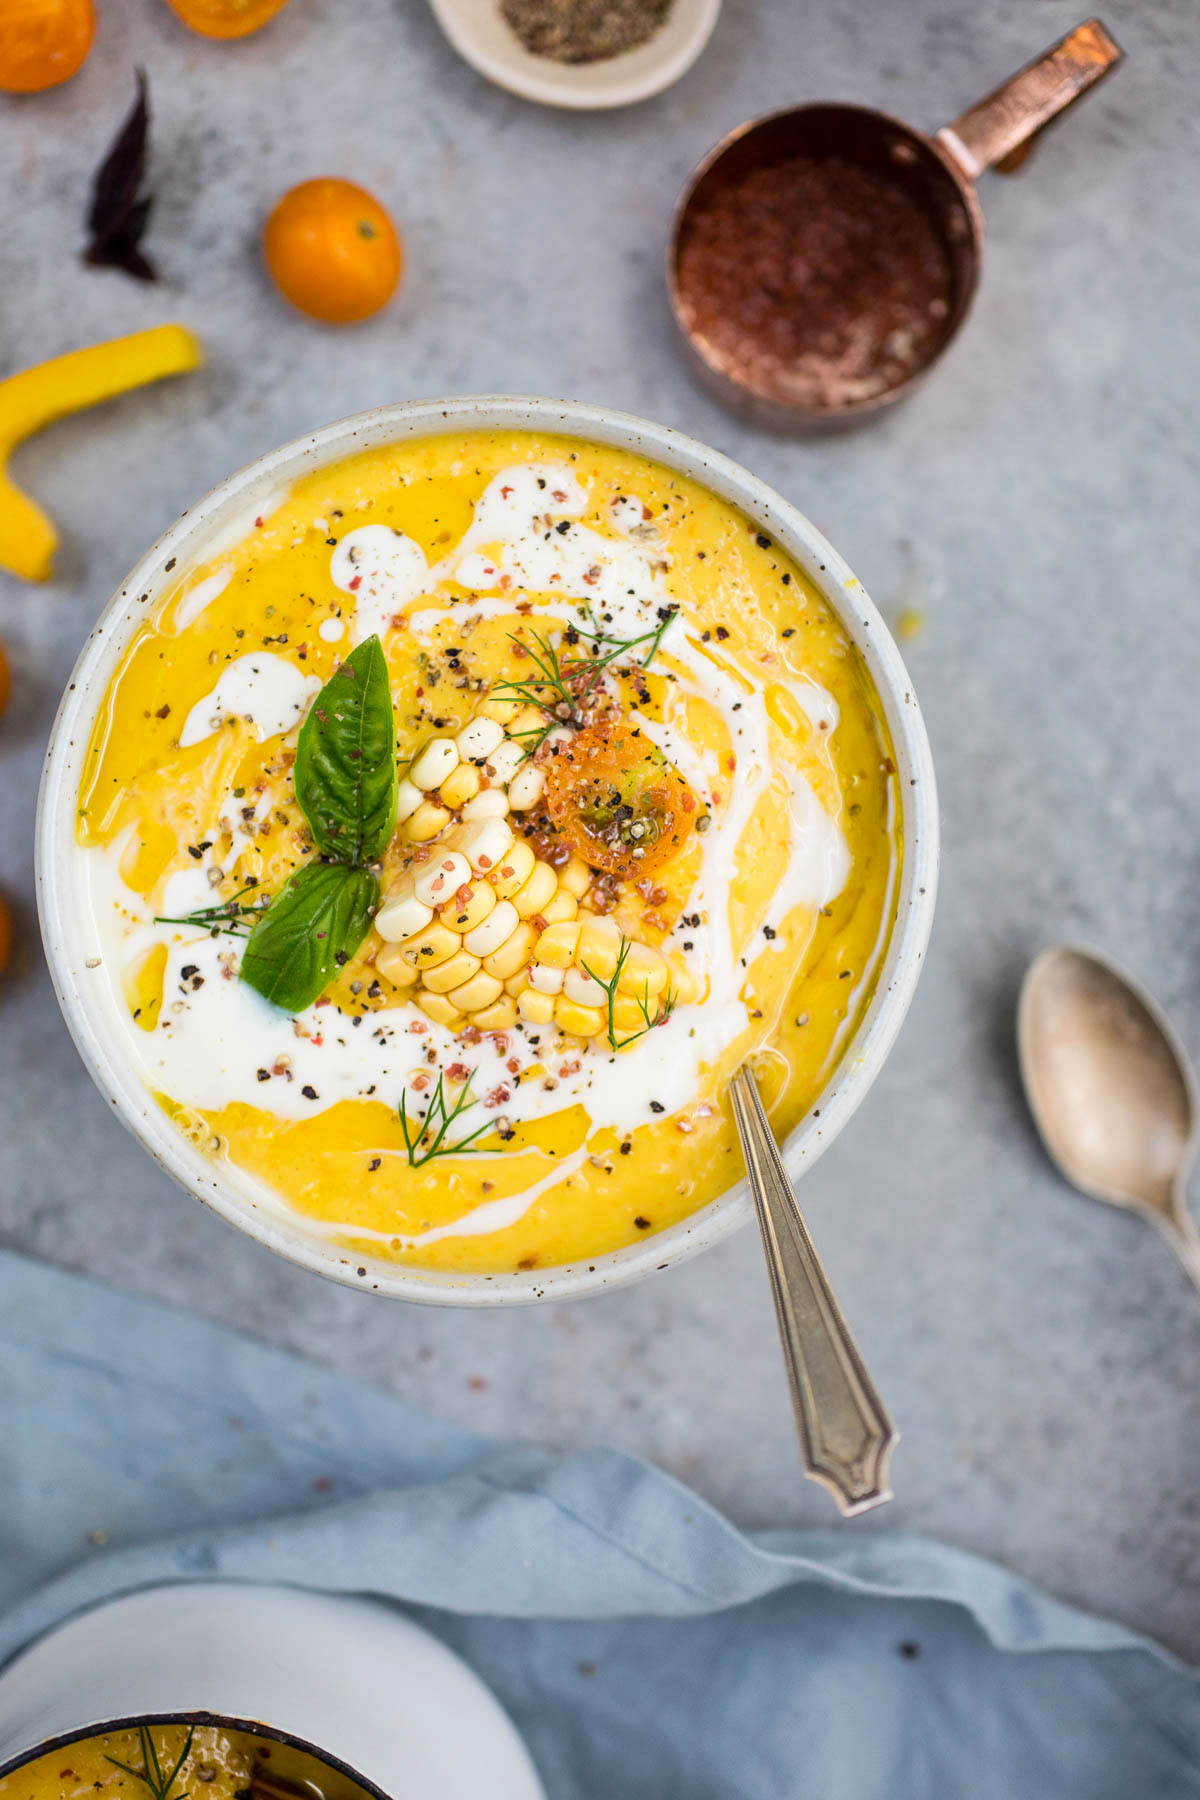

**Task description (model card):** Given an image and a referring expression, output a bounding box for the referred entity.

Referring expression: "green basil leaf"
[293,635,397,865]
[240,861,378,1013]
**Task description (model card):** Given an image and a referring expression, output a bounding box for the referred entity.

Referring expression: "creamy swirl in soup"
[75,431,900,1273]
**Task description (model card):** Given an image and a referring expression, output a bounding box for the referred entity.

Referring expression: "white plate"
[426,0,721,109]
[0,1583,544,1800]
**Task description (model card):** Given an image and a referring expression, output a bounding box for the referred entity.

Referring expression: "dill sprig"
[496,609,678,745]
[584,936,678,1052]
[106,1726,195,1800]
[154,882,269,938]
[398,1073,498,1166]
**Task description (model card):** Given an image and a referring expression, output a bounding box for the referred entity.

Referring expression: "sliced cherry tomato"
[163,0,289,39]
[543,719,698,879]
[0,0,94,93]
[263,178,403,324]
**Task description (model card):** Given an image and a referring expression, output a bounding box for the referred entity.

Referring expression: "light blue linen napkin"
[0,1248,1197,1798]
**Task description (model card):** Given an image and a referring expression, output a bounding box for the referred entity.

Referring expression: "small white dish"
[426,0,721,109]
[0,1583,544,1800]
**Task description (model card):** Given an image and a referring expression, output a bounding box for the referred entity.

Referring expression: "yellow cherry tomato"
[544,719,699,879]
[263,179,403,325]
[163,0,289,39]
[0,0,94,93]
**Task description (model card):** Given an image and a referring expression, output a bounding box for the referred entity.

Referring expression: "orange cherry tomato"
[263,179,403,325]
[163,0,289,39]
[0,895,11,980]
[543,719,698,879]
[0,0,94,93]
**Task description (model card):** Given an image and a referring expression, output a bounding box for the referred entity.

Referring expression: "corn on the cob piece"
[377,690,701,1041]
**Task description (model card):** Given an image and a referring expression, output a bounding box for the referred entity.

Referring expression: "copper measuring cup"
[667,19,1123,430]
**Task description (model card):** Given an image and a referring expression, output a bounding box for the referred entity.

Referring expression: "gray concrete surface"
[3,0,1199,1657]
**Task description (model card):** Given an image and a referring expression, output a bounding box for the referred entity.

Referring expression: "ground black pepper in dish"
[501,0,673,63]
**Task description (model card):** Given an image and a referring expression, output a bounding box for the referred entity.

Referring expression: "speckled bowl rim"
[36,395,938,1306]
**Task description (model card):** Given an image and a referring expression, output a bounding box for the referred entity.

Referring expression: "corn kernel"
[478,694,523,726]
[395,776,423,824]
[511,860,558,919]
[473,997,518,1033]
[422,947,483,995]
[559,855,592,898]
[446,969,505,1014]
[450,815,514,873]
[416,991,463,1030]
[490,839,536,900]
[404,800,452,843]
[462,788,510,820]
[578,914,622,979]
[538,887,578,926]
[564,967,608,1008]
[507,763,545,811]
[509,704,548,738]
[554,997,605,1038]
[409,737,459,790]
[413,851,471,909]
[456,715,506,761]
[615,939,668,996]
[504,970,530,998]
[534,920,581,967]
[483,739,524,785]
[438,762,481,810]
[463,898,519,957]
[375,942,419,988]
[441,882,496,933]
[483,920,536,980]
[517,989,555,1025]
[401,922,460,970]
[528,963,564,995]
[612,993,648,1032]
[375,885,433,944]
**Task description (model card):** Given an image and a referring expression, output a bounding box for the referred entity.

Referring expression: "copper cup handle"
[937,18,1123,181]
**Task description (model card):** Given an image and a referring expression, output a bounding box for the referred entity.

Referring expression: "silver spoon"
[730,1065,897,1515]
[1018,946,1200,1289]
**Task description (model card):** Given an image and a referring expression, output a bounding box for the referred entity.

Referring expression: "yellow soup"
[0,1724,371,1800]
[77,431,899,1272]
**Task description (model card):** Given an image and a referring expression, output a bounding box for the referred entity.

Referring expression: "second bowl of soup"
[37,398,937,1301]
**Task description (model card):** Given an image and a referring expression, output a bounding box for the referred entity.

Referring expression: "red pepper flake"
[484,1083,512,1108]
[446,1062,471,1082]
[408,1019,430,1034]
[254,516,264,529]
[411,1073,431,1093]
[460,1025,483,1045]
[348,574,362,591]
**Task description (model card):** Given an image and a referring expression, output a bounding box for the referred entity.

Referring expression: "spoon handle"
[731,1067,897,1516]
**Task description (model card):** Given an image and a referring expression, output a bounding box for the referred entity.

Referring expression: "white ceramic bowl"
[0,1583,544,1800]
[37,396,938,1306]
[425,0,720,109]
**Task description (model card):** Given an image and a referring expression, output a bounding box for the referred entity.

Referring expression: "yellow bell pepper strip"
[0,325,203,582]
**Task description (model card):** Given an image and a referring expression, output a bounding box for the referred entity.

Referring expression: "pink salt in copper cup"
[668,19,1124,430]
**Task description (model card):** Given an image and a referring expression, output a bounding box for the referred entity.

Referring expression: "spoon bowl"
[1018,946,1200,1284]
